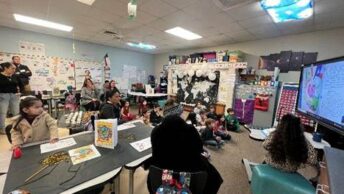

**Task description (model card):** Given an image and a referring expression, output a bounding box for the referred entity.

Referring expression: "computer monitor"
[297,56,344,135]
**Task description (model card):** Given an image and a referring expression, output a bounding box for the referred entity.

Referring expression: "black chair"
[148,165,208,194]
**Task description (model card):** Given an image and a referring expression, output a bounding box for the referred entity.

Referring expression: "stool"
[251,164,315,194]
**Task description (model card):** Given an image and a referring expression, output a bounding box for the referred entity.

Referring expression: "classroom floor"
[0,109,317,194]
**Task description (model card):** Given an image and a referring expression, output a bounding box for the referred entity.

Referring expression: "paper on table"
[130,137,151,152]
[68,144,101,165]
[0,151,11,173]
[40,138,77,154]
[118,123,135,131]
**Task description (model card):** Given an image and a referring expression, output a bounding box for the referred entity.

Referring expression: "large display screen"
[297,57,344,133]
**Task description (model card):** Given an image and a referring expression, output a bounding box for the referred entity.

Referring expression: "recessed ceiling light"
[13,14,73,32]
[261,0,313,23]
[76,0,96,6]
[127,42,156,50]
[165,27,202,40]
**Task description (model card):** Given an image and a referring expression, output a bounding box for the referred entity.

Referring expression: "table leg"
[129,169,134,194]
[115,174,120,194]
[48,99,52,116]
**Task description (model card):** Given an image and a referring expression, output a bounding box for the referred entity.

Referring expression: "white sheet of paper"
[40,138,77,154]
[130,137,151,152]
[118,123,135,131]
[0,151,11,173]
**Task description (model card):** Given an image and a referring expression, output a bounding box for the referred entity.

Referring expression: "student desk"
[2,120,152,194]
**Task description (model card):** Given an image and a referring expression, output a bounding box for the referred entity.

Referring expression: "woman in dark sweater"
[147,115,223,194]
[98,90,123,124]
[0,62,22,134]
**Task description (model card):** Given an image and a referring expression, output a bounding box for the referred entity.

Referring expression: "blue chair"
[251,164,315,194]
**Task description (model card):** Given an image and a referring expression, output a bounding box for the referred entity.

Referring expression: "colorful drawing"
[95,119,118,149]
[68,145,101,165]
[303,65,324,112]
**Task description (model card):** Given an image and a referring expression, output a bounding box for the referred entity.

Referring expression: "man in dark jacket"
[12,56,32,94]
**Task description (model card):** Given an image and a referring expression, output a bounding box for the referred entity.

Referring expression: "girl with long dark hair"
[263,114,317,172]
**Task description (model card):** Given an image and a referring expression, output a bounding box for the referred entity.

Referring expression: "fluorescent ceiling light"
[127,42,156,50]
[165,27,202,40]
[13,14,73,32]
[76,0,96,6]
[261,0,313,23]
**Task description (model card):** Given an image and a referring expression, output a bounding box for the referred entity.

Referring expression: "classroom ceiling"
[0,0,344,54]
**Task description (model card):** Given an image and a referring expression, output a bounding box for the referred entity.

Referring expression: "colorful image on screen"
[298,60,344,129]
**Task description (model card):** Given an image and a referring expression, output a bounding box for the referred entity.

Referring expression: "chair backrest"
[148,165,208,194]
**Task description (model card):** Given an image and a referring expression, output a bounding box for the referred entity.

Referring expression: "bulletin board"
[0,52,103,91]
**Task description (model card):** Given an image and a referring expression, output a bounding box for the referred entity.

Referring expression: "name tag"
[20,69,25,72]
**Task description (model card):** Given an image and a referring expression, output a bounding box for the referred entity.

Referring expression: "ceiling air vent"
[103,30,123,40]
[212,0,256,11]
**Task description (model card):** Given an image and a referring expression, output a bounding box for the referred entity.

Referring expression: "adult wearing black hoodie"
[147,115,223,194]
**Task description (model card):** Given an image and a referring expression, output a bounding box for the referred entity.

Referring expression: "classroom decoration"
[274,83,314,127]
[19,41,46,56]
[0,52,103,91]
[258,50,318,72]
[168,62,247,109]
[95,119,118,149]
[68,145,101,165]
[254,94,270,111]
[176,70,220,107]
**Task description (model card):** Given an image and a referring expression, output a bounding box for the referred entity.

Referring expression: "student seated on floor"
[150,104,163,126]
[10,96,58,148]
[225,108,240,132]
[139,99,149,116]
[201,119,225,149]
[147,115,223,194]
[213,116,231,141]
[193,101,205,114]
[263,114,318,173]
[98,90,124,124]
[120,100,136,122]
[196,110,207,126]
[206,105,217,120]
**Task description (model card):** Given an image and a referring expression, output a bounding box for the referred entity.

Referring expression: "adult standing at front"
[0,62,21,134]
[12,56,32,95]
[80,79,100,111]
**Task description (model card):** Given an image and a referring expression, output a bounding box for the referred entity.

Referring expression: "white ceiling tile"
[227,30,256,42]
[211,22,245,34]
[161,11,196,27]
[226,2,266,21]
[140,0,178,17]
[196,12,236,28]
[93,0,128,17]
[238,15,273,29]
[161,0,198,9]
[314,0,344,15]
[133,11,158,25]
[146,19,172,31]
[247,24,281,39]
[182,0,223,20]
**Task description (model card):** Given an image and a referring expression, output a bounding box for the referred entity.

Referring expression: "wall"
[154,27,344,83]
[0,26,155,80]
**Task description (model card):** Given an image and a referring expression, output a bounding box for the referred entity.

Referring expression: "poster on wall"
[0,52,102,91]
[19,41,46,56]
[176,70,220,107]
[75,60,103,90]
